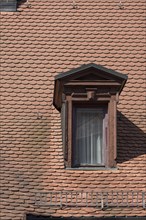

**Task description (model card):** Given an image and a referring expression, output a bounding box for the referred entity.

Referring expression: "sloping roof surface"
[0,0,146,219]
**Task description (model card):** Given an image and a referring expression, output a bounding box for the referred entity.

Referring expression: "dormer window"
[73,105,107,167]
[53,63,128,169]
[0,0,17,12]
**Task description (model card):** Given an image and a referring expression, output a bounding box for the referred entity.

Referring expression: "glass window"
[73,107,106,167]
[0,0,17,12]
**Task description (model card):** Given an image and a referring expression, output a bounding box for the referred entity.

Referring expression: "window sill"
[66,167,118,171]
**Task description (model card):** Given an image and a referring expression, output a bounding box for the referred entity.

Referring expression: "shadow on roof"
[117,112,146,163]
[26,214,146,220]
[17,0,27,8]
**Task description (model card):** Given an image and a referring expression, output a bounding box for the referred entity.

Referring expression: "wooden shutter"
[103,112,108,166]
[61,100,68,162]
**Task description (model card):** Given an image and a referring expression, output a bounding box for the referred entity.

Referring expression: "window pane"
[74,108,104,166]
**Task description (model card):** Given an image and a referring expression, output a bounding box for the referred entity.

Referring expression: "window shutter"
[114,102,117,161]
[103,113,108,166]
[61,101,68,162]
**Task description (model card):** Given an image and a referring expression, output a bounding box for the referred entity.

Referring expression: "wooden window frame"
[72,104,107,168]
[63,90,117,169]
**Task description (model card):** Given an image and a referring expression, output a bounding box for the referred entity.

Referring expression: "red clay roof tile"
[1,0,146,219]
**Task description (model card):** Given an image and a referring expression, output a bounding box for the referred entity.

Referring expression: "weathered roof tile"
[1,0,145,218]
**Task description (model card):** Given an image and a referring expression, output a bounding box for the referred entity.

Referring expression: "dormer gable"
[53,63,127,111]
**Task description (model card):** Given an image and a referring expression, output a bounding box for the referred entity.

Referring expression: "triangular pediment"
[74,73,108,81]
[53,63,128,111]
[55,63,127,83]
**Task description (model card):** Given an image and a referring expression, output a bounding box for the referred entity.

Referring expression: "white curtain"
[74,108,103,166]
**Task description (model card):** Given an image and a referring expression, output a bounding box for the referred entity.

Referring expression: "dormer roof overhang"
[53,63,128,111]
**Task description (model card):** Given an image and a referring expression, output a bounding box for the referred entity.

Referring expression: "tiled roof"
[0,0,146,219]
